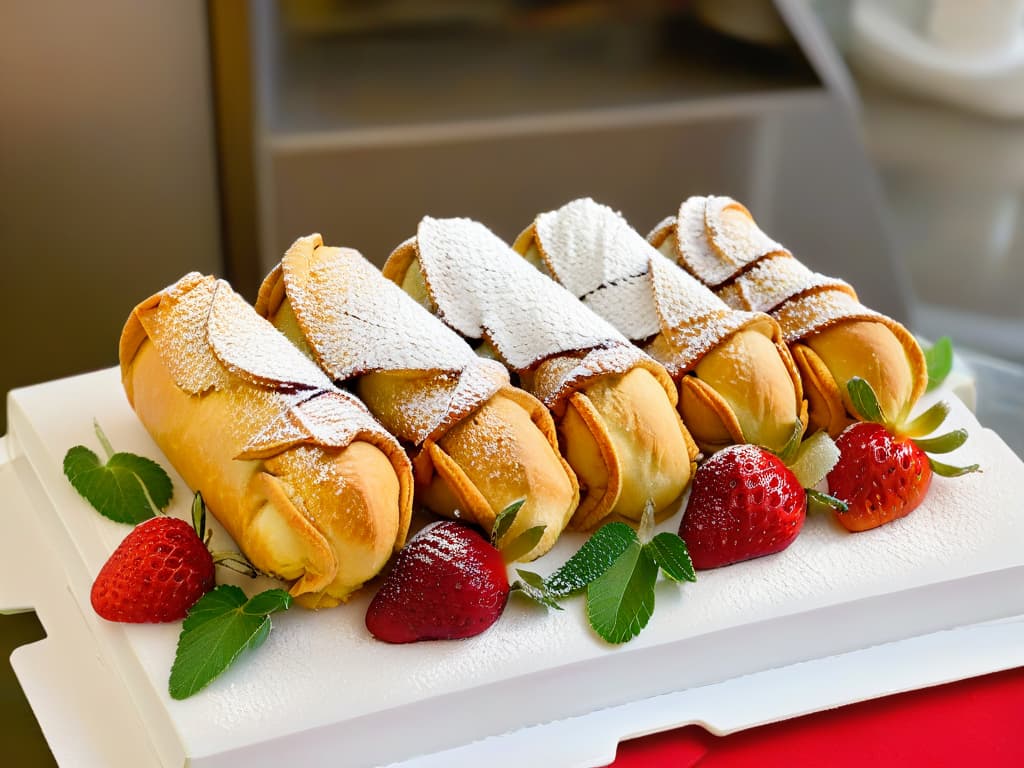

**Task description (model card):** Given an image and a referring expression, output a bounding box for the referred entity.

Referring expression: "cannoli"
[119,273,414,608]
[255,235,579,560]
[514,198,806,455]
[649,195,927,436]
[383,217,698,531]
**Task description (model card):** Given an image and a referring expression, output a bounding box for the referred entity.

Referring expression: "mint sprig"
[490,499,547,563]
[587,539,658,644]
[169,585,291,700]
[515,506,697,644]
[63,420,173,524]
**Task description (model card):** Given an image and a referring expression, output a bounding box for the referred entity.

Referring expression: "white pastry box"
[3,367,1024,768]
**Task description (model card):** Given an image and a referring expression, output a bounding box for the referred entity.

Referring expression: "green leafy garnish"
[500,525,547,563]
[491,499,525,546]
[925,336,954,392]
[847,378,885,424]
[63,420,173,524]
[902,401,951,438]
[489,499,546,563]
[586,539,658,644]
[542,522,635,597]
[516,505,697,644]
[169,585,291,700]
[512,569,562,610]
[776,420,805,465]
[914,429,968,454]
[645,532,697,583]
[928,457,981,478]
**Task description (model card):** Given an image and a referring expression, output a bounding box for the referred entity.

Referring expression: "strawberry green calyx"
[845,378,979,477]
[772,427,845,511]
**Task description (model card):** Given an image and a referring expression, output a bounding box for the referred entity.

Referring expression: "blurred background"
[2,1,1024,764]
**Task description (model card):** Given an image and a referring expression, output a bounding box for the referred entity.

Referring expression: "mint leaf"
[491,499,525,546]
[64,424,173,524]
[169,585,291,700]
[500,525,546,563]
[544,522,635,597]
[645,533,696,583]
[512,569,563,610]
[925,336,954,392]
[586,540,658,644]
[776,420,805,464]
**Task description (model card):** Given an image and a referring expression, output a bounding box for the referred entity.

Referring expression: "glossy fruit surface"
[366,521,510,643]
[828,421,933,532]
[91,517,215,623]
[680,444,805,569]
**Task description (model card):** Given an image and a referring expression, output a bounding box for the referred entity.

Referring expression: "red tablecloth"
[610,667,1024,767]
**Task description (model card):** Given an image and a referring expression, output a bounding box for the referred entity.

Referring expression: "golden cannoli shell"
[386,230,697,530]
[120,275,414,608]
[257,237,580,560]
[561,367,697,529]
[415,388,579,557]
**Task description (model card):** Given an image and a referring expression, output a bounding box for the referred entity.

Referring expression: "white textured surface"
[5,368,1024,767]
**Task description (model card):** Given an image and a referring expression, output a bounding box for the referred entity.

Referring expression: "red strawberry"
[680,444,806,570]
[91,516,215,623]
[827,422,933,532]
[366,521,510,643]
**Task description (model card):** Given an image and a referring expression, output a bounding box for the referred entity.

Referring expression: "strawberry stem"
[92,419,116,461]
[211,552,263,578]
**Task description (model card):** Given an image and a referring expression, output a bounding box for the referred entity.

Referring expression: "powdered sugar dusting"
[530,343,652,411]
[675,196,741,287]
[647,252,765,376]
[704,196,788,274]
[274,238,508,445]
[415,217,631,371]
[773,289,883,344]
[136,273,404,461]
[208,280,332,392]
[529,198,768,376]
[663,196,899,347]
[533,198,661,340]
[284,241,476,378]
[718,254,854,314]
[411,217,650,409]
[139,273,231,395]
